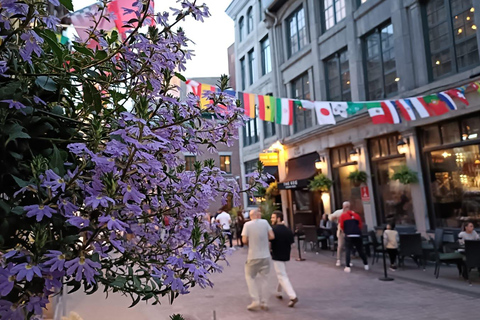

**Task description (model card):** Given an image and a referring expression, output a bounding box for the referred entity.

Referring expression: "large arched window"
[239,16,245,42]
[247,7,254,34]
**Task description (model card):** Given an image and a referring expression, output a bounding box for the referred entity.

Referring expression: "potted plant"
[309,173,333,193]
[347,170,368,187]
[392,165,419,184]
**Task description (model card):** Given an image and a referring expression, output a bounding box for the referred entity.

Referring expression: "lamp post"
[378,231,394,281]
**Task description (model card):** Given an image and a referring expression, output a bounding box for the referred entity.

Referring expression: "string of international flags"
[186,79,480,126]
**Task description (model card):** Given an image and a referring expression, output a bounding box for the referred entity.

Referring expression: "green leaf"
[3,123,31,145]
[42,29,63,61]
[59,0,74,11]
[11,175,29,188]
[72,44,94,57]
[50,145,65,176]
[95,50,108,60]
[35,76,57,92]
[129,295,141,308]
[11,206,24,215]
[174,72,186,82]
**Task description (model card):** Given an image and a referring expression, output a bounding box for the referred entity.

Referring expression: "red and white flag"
[396,100,416,121]
[445,89,469,106]
[314,102,336,125]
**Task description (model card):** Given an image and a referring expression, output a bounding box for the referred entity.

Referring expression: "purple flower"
[48,0,60,5]
[11,262,42,281]
[42,15,59,30]
[26,295,48,315]
[0,99,26,111]
[65,256,101,284]
[98,215,128,232]
[66,215,90,228]
[42,250,66,272]
[161,268,184,292]
[42,169,66,192]
[85,194,115,209]
[58,199,78,216]
[0,300,24,320]
[44,270,64,291]
[33,95,46,105]
[121,183,145,204]
[0,61,8,77]
[19,30,44,63]
[0,266,15,296]
[24,204,55,221]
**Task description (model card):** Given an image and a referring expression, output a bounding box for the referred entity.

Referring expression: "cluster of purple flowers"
[0,0,271,319]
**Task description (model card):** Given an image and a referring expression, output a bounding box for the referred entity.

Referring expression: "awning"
[278,152,319,190]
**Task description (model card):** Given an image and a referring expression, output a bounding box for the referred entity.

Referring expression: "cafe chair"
[302,225,320,253]
[368,230,384,265]
[464,240,480,284]
[430,231,464,279]
[398,233,425,270]
[331,223,338,256]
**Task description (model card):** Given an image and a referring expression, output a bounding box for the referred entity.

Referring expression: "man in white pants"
[270,211,298,307]
[242,208,275,311]
[329,201,350,267]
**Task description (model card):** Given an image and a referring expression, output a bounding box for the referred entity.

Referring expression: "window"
[240,57,246,90]
[364,23,398,100]
[261,37,272,75]
[263,119,276,138]
[245,159,260,206]
[220,155,232,174]
[287,6,308,57]
[239,17,245,42]
[185,156,196,171]
[291,73,312,133]
[243,118,259,146]
[247,7,254,34]
[323,0,346,30]
[258,0,263,21]
[325,49,351,101]
[425,0,478,80]
[248,49,255,85]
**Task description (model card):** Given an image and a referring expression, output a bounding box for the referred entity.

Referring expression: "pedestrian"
[339,202,369,273]
[242,208,275,311]
[458,222,480,245]
[383,223,399,271]
[216,208,233,248]
[237,208,246,247]
[329,203,348,267]
[319,213,333,250]
[270,210,298,308]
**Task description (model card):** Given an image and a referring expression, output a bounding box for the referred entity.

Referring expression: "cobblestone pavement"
[67,247,480,320]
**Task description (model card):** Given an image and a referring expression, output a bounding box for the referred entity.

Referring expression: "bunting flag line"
[185,78,478,127]
[186,79,216,109]
[276,98,293,125]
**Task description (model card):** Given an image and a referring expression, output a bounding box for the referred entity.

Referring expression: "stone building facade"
[227,0,480,233]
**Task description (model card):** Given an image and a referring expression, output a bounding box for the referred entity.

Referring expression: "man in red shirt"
[339,203,369,273]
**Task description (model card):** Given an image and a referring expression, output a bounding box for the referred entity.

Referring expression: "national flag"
[186,80,216,109]
[238,92,256,118]
[330,102,349,118]
[367,101,401,124]
[438,92,457,110]
[396,99,417,121]
[299,100,316,110]
[347,102,365,115]
[471,82,480,94]
[258,95,275,122]
[276,98,293,125]
[420,94,450,116]
[406,98,430,118]
[445,89,469,106]
[314,102,336,125]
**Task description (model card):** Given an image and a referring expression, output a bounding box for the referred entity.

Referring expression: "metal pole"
[378,231,394,281]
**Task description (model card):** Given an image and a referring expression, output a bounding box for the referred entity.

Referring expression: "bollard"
[378,231,394,281]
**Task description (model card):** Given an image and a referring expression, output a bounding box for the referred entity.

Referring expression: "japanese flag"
[314,102,336,125]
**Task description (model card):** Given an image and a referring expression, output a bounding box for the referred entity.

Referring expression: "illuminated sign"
[259,152,279,166]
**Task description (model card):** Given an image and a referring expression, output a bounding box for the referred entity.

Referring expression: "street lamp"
[349,149,360,162]
[397,137,409,155]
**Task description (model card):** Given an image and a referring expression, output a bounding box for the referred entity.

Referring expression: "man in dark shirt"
[270,211,298,308]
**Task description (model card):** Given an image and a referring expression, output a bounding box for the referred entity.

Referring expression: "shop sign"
[361,185,370,202]
[259,152,279,166]
[282,180,298,189]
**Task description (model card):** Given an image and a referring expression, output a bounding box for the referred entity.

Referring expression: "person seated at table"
[319,213,333,249]
[383,223,399,271]
[458,222,480,246]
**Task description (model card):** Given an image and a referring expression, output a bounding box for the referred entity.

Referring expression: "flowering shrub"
[0,0,266,318]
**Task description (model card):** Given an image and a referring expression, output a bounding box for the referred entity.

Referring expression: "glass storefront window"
[462,117,480,141]
[333,164,364,221]
[428,144,480,228]
[440,121,460,144]
[423,125,441,148]
[375,158,415,226]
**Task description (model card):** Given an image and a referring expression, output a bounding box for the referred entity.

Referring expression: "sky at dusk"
[71,0,234,78]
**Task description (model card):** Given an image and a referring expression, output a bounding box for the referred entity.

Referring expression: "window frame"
[260,36,272,76]
[362,21,398,100]
[258,0,263,21]
[322,0,346,31]
[324,48,351,101]
[291,73,312,134]
[220,155,232,174]
[185,155,196,171]
[244,159,260,206]
[247,6,254,34]
[239,16,245,42]
[286,6,308,58]
[240,57,246,90]
[422,0,479,82]
[248,49,255,85]
[243,117,259,146]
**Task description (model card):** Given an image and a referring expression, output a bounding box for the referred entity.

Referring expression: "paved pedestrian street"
[66,246,480,320]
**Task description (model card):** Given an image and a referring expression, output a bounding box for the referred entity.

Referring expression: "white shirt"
[216,212,231,230]
[242,219,272,260]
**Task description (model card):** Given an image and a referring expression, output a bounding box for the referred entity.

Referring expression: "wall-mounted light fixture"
[397,137,410,155]
[349,148,360,162]
[315,156,326,170]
